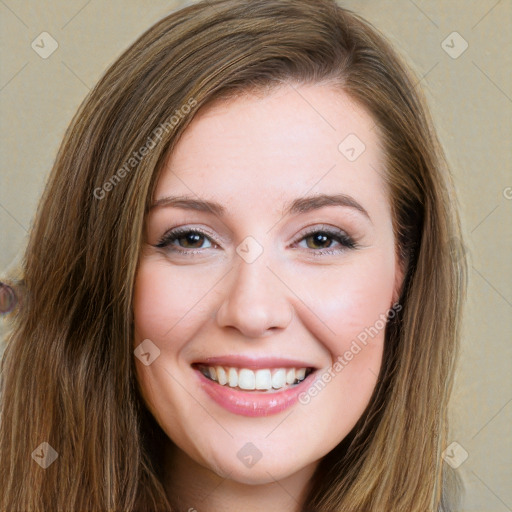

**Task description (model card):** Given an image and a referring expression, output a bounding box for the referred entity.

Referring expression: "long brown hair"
[0,1,467,510]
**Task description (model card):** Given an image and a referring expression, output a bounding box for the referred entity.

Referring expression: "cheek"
[291,250,397,359]
[295,252,395,392]
[328,264,393,355]
[132,258,209,419]
[133,257,215,345]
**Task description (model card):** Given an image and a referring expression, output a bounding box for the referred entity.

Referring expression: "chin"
[200,439,319,486]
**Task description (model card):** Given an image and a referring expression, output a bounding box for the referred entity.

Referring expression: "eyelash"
[155,225,357,256]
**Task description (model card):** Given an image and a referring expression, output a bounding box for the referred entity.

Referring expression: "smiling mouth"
[193,364,315,393]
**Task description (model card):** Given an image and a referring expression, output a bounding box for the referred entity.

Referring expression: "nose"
[215,254,294,338]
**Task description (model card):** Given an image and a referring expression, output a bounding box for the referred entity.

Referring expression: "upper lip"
[192,355,317,370]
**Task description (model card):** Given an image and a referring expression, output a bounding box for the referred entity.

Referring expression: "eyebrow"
[150,193,371,221]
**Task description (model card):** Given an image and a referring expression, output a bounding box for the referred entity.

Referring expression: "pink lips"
[192,355,317,417]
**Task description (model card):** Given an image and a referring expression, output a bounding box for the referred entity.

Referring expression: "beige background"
[0,1,510,510]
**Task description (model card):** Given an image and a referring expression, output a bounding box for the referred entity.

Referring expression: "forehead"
[155,84,389,220]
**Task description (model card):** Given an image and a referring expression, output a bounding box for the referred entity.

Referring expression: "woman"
[0,0,467,510]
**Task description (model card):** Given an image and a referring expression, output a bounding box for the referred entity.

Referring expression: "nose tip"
[214,263,294,338]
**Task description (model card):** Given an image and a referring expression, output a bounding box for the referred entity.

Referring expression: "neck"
[162,441,318,512]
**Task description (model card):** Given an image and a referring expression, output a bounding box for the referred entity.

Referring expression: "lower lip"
[194,368,316,417]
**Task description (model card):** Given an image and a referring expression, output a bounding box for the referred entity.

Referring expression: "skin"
[133,84,404,512]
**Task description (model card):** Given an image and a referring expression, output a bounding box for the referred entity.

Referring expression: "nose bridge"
[215,245,293,337]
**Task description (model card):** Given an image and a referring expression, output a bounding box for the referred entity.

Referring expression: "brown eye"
[177,232,206,248]
[296,228,356,254]
[155,229,215,251]
[304,232,334,249]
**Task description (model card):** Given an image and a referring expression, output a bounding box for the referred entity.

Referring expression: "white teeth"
[271,369,286,389]
[228,367,238,387]
[255,369,272,390]
[199,365,310,391]
[216,366,227,385]
[239,369,256,390]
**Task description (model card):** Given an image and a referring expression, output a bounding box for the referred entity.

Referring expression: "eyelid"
[293,223,348,240]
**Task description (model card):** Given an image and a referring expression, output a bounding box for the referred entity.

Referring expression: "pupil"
[182,233,202,247]
[310,233,330,249]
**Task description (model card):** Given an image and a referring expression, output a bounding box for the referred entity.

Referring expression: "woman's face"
[134,84,403,484]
